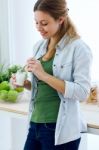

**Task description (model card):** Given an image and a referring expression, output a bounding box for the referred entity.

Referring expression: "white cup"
[16,71,27,86]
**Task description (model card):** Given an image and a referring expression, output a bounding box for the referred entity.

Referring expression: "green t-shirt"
[31,56,60,123]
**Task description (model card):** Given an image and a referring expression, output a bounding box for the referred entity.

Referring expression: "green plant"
[7,65,22,80]
[0,64,22,83]
[0,64,9,82]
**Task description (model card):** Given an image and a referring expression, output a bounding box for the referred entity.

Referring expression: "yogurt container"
[16,70,27,86]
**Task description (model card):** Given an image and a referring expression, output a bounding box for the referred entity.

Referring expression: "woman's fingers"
[26,57,37,72]
[27,57,36,63]
[25,57,39,72]
[10,74,24,88]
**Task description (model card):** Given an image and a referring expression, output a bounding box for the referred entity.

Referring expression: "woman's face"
[34,11,64,39]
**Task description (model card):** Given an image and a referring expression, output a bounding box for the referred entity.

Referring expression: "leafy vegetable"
[0,64,22,83]
[8,65,22,76]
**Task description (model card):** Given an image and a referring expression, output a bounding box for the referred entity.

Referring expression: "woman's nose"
[36,24,43,31]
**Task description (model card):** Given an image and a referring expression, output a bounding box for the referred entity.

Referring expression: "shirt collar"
[56,34,70,50]
[42,34,70,51]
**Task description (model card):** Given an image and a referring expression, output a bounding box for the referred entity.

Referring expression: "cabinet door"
[0,111,12,150]
[0,110,28,150]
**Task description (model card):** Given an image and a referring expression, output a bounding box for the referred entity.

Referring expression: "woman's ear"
[58,16,65,25]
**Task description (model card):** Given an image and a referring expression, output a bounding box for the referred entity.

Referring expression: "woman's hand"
[10,74,22,88]
[26,57,47,80]
[10,74,31,90]
[26,57,65,94]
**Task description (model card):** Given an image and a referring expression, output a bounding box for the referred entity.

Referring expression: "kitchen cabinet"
[0,103,28,150]
[0,110,28,150]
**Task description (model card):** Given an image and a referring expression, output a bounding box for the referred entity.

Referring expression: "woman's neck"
[47,38,56,51]
[42,39,56,61]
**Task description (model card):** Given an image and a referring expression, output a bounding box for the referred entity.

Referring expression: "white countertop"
[0,100,99,129]
[0,101,28,115]
[80,102,99,129]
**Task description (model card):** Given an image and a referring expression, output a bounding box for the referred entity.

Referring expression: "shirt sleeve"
[63,43,92,101]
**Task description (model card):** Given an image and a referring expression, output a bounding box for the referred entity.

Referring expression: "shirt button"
[53,64,56,67]
[56,53,58,56]
[61,65,64,68]
[63,101,65,103]
[56,45,59,48]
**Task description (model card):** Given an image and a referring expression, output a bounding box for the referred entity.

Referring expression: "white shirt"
[29,34,92,145]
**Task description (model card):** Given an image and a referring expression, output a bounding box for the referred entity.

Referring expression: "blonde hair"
[34,0,80,60]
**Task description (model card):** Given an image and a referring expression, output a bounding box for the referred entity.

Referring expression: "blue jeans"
[24,122,81,150]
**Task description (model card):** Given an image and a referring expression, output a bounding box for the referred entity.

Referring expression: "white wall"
[68,0,99,81]
[0,0,10,64]
[8,0,41,66]
[0,0,41,65]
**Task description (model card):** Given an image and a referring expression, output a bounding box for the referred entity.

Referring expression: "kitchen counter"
[0,100,99,129]
[0,90,30,115]
[0,101,28,115]
[80,102,99,129]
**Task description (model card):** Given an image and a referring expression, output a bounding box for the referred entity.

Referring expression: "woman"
[12,0,92,149]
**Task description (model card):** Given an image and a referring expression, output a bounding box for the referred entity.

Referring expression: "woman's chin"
[41,35,49,39]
